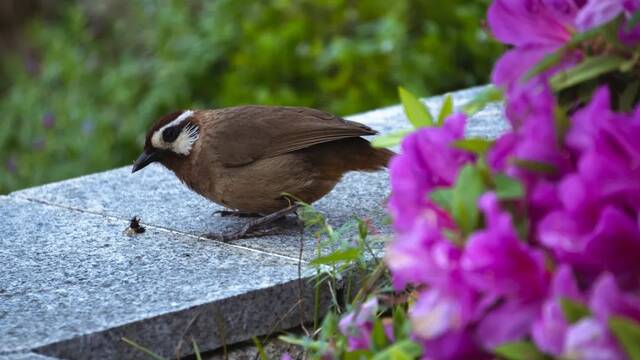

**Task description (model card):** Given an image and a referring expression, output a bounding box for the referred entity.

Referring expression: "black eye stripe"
[162,126,181,143]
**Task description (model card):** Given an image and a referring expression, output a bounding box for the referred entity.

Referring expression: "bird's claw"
[206,204,301,242]
[204,228,278,242]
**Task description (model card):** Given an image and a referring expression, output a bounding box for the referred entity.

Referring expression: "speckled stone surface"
[12,164,390,261]
[3,86,507,359]
[0,197,325,359]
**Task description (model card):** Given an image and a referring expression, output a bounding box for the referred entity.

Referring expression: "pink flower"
[388,113,473,233]
[488,0,576,87]
[463,193,549,301]
[338,298,379,351]
[562,318,624,359]
[559,273,640,358]
[490,81,572,178]
[567,88,640,211]
[532,265,584,355]
[459,193,550,348]
[383,3,640,356]
[488,0,575,47]
[589,274,640,323]
[421,330,488,360]
[532,271,640,358]
[475,299,542,348]
[544,0,584,22]
[576,0,640,31]
[539,87,640,286]
[386,221,465,290]
[410,289,478,340]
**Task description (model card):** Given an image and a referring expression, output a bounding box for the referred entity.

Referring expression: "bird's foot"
[205,204,301,242]
[213,209,262,218]
[205,228,279,242]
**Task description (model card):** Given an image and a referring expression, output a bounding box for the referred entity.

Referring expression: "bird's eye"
[162,126,180,143]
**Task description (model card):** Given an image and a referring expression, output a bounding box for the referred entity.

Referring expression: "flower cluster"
[369,1,640,359]
[383,93,640,359]
[490,0,640,89]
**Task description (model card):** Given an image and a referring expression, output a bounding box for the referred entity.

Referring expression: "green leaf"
[192,340,203,360]
[309,247,362,266]
[609,316,640,360]
[358,219,369,241]
[463,86,503,115]
[345,350,373,360]
[620,81,640,112]
[252,337,268,360]
[398,86,433,128]
[371,318,389,351]
[524,25,605,80]
[569,23,612,45]
[392,306,410,340]
[278,335,328,352]
[513,159,557,175]
[452,138,494,155]
[522,28,601,81]
[620,51,639,72]
[320,311,338,339]
[550,55,627,91]
[524,50,566,81]
[494,341,546,360]
[122,337,167,360]
[437,94,454,126]
[627,10,640,31]
[372,339,422,360]
[451,165,486,236]
[494,174,524,200]
[601,16,627,50]
[553,105,570,145]
[429,188,453,212]
[371,129,412,148]
[559,297,590,324]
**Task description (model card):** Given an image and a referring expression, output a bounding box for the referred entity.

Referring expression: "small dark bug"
[124,216,146,236]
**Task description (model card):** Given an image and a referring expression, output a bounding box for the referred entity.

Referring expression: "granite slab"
[0,197,326,359]
[2,86,508,359]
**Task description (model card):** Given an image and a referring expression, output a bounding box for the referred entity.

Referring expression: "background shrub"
[0,0,501,193]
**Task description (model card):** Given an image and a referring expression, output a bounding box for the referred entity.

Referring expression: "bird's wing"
[209,106,377,167]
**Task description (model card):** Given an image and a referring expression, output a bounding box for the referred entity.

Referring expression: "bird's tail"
[360,146,395,171]
[306,137,396,177]
[344,137,395,172]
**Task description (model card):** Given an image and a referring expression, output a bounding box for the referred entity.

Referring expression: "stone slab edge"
[31,278,330,359]
[0,352,61,360]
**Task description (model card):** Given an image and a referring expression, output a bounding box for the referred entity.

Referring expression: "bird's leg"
[207,204,301,242]
[213,209,262,218]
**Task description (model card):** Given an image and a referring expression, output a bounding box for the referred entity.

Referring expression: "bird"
[132,105,394,241]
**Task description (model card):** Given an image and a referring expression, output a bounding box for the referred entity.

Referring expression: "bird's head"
[132,110,200,173]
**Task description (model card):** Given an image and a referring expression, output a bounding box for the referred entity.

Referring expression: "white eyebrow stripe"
[162,110,194,131]
[150,110,194,149]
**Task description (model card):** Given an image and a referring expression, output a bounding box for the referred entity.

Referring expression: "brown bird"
[132,106,393,241]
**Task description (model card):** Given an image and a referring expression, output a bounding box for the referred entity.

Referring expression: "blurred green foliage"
[0,0,502,193]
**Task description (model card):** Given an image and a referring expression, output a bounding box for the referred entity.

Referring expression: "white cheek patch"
[172,123,199,155]
[150,110,199,155]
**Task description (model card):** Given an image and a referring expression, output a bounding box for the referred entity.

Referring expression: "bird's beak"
[132,150,159,173]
